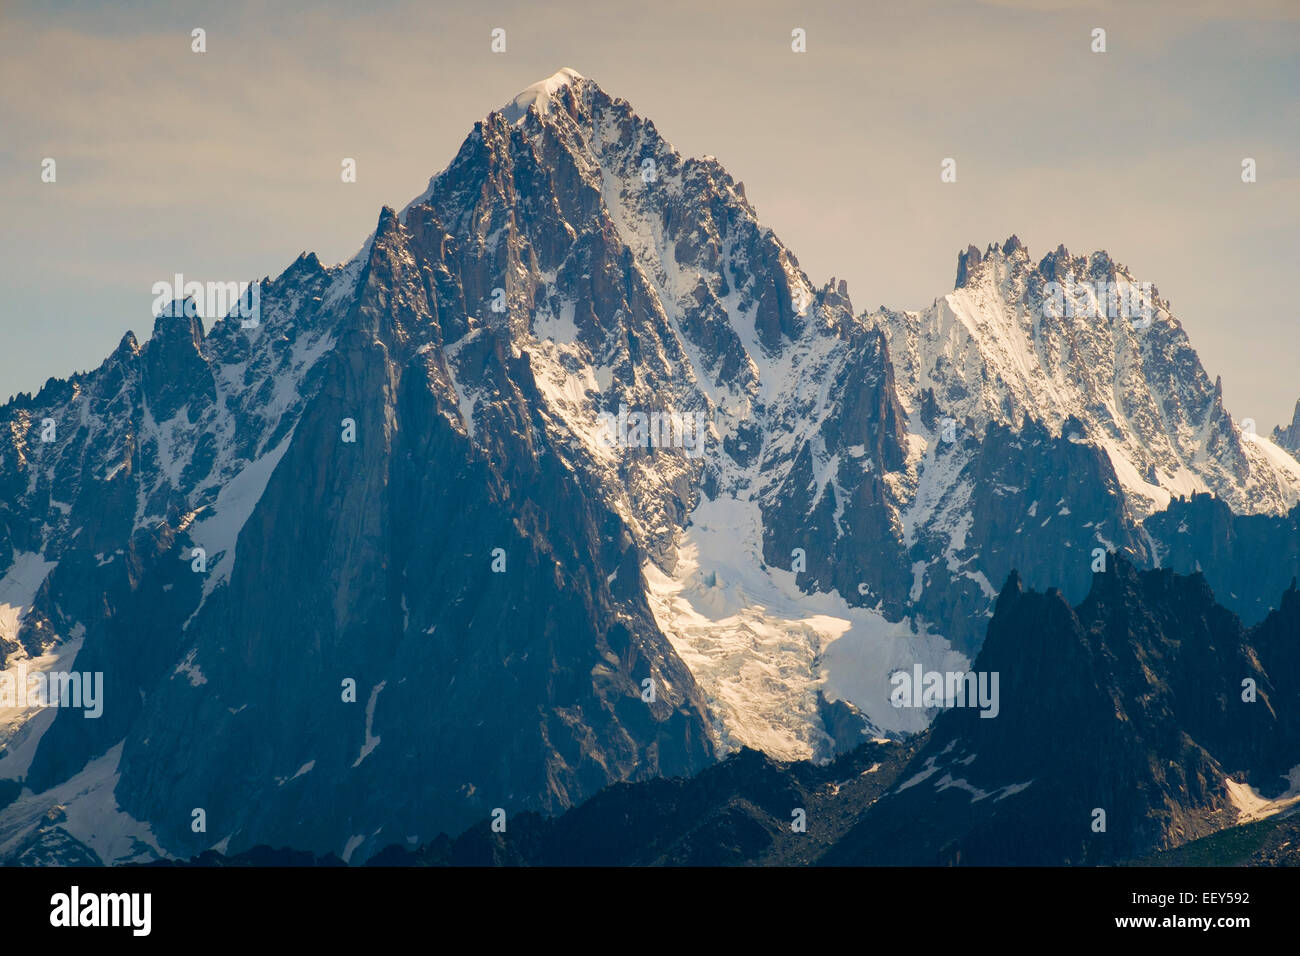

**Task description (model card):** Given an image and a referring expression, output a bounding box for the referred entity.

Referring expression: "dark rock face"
[164,561,1300,868]
[115,249,716,858]
[825,560,1300,865]
[370,740,912,866]
[954,245,982,288]
[1273,400,1300,456]
[906,417,1145,656]
[1145,493,1300,627]
[24,524,199,793]
[142,313,215,423]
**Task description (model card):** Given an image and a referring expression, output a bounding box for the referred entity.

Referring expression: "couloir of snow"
[186,430,295,599]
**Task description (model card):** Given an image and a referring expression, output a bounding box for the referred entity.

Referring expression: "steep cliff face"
[824,560,1300,865]
[112,237,718,858]
[1273,400,1300,458]
[1145,493,1300,626]
[898,415,1146,654]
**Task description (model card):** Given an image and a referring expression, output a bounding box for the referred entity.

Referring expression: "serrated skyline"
[2,0,1297,429]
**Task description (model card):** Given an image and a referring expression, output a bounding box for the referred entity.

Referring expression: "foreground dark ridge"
[133,560,1300,867]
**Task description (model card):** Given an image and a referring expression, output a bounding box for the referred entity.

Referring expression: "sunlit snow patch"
[0,742,163,865]
[1225,764,1300,824]
[645,493,966,762]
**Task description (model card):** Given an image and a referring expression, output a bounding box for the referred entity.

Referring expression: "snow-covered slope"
[874,238,1300,521]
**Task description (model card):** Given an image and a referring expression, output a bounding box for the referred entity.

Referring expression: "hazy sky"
[2,0,1297,428]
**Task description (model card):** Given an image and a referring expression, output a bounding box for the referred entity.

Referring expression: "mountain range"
[2,68,1298,865]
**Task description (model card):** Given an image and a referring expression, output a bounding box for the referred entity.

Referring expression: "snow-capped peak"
[501,67,587,124]
[874,238,1300,519]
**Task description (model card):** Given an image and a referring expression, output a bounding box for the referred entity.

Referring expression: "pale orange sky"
[2,0,1297,428]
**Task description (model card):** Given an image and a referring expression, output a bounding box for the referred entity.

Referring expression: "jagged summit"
[955,236,1135,291]
[954,235,1031,287]
[1273,399,1300,458]
[500,67,588,124]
